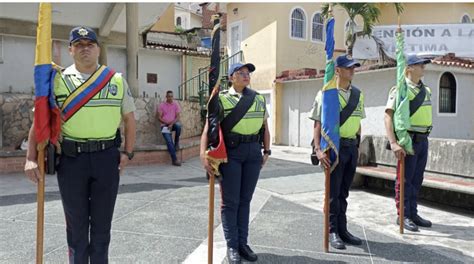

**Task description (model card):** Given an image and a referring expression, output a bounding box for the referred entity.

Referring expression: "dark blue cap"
[335,54,361,68]
[229,62,256,77]
[406,55,431,66]
[69,26,98,45]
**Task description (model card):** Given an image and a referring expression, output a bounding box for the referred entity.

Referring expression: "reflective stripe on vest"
[339,91,364,139]
[54,73,124,140]
[219,92,265,135]
[408,85,432,133]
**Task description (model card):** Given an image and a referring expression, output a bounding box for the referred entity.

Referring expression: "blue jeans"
[161,122,181,161]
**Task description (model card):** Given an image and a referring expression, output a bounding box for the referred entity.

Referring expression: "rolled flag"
[206,14,227,176]
[34,3,61,147]
[393,30,414,155]
[319,15,340,172]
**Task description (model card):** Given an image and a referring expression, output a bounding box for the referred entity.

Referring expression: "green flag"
[393,31,413,155]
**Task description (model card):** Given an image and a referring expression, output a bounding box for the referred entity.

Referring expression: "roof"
[145,44,210,56]
[275,53,474,83]
[431,53,474,69]
[145,29,212,56]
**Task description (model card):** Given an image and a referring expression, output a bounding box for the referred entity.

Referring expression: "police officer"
[384,54,433,232]
[310,54,365,250]
[200,63,270,264]
[24,26,136,263]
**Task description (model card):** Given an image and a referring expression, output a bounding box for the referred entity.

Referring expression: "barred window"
[290,8,306,39]
[439,72,456,113]
[461,14,471,24]
[312,13,324,42]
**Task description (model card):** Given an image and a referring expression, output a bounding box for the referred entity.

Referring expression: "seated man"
[156,90,182,166]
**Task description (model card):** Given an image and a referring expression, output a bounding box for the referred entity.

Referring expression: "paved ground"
[0,145,473,263]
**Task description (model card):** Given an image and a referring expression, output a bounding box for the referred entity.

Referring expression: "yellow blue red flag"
[34,3,61,146]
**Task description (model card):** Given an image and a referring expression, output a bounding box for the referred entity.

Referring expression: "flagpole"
[36,144,46,263]
[207,172,215,264]
[324,151,330,253]
[322,4,334,253]
[397,14,405,234]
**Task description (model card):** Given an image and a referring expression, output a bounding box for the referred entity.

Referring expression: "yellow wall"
[377,3,474,25]
[227,3,358,86]
[227,3,279,90]
[227,3,474,84]
[151,4,175,32]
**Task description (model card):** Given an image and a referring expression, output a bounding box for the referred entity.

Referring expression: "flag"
[393,31,414,154]
[320,16,340,172]
[206,14,227,176]
[34,3,61,147]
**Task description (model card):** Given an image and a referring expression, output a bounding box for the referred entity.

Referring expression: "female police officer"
[200,62,270,264]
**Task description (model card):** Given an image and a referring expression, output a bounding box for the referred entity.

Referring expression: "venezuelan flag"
[320,16,340,172]
[34,3,61,146]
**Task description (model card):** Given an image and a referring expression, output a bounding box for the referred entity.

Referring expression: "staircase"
[178,51,243,118]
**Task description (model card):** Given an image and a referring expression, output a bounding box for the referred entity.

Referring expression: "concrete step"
[356,165,474,195]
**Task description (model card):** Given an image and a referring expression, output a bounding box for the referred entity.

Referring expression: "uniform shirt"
[385,77,428,111]
[62,64,136,114]
[225,87,269,120]
[309,86,366,121]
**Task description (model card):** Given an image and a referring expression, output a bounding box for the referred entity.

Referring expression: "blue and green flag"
[320,16,340,172]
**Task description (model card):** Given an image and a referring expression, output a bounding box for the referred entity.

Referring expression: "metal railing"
[179,51,243,101]
[178,51,243,119]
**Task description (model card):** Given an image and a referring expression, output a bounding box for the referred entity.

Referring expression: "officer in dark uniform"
[200,63,270,264]
[25,26,136,263]
[310,54,365,250]
[385,54,433,232]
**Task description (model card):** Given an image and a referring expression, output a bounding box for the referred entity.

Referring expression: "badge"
[109,84,118,96]
[78,28,89,36]
[346,54,353,60]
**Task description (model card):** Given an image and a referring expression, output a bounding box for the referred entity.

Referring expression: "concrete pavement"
[0,145,472,263]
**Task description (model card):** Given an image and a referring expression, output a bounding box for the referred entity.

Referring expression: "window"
[439,72,456,113]
[312,13,324,42]
[147,73,158,84]
[461,14,471,23]
[176,17,182,26]
[290,8,306,40]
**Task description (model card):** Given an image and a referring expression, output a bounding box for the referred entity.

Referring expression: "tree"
[322,3,404,63]
[322,3,381,56]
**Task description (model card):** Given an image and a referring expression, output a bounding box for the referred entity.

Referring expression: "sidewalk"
[0,145,472,263]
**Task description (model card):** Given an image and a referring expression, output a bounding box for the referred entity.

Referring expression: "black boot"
[239,245,258,262]
[396,217,419,232]
[329,233,346,250]
[227,248,241,264]
[339,230,362,245]
[412,214,432,227]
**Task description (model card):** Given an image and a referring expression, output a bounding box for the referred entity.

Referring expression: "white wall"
[280,66,474,146]
[138,48,181,99]
[426,67,474,139]
[0,35,182,99]
[0,36,36,93]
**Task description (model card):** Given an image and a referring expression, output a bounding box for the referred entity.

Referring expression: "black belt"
[408,132,429,143]
[340,138,357,147]
[224,133,261,148]
[61,138,119,156]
